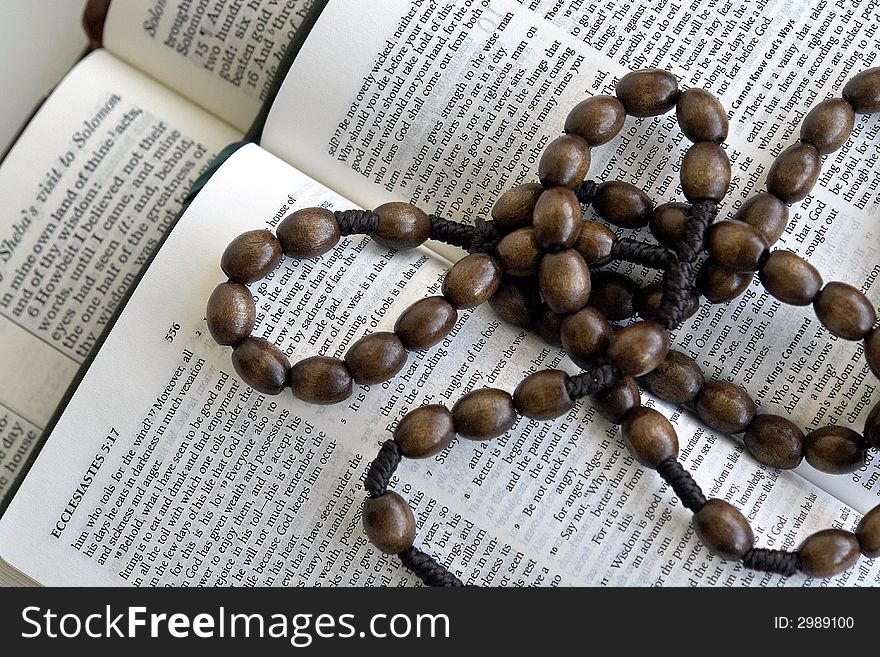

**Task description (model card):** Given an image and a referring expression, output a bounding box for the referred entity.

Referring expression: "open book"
[0,0,878,586]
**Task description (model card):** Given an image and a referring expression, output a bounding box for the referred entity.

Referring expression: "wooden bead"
[276,207,340,258]
[489,278,540,328]
[649,202,688,248]
[843,67,880,113]
[758,250,822,306]
[496,227,542,277]
[697,261,753,303]
[676,88,728,143]
[534,306,563,346]
[706,220,769,271]
[798,529,860,578]
[694,499,755,560]
[856,505,880,558]
[513,370,574,420]
[592,377,640,423]
[695,380,756,434]
[452,388,517,440]
[593,181,653,228]
[731,192,789,245]
[362,492,415,554]
[394,404,455,458]
[804,425,866,474]
[621,406,678,468]
[231,337,289,395]
[394,296,457,350]
[373,202,430,249]
[681,142,731,202]
[442,253,502,309]
[491,183,543,231]
[615,69,679,117]
[344,332,407,385]
[588,271,638,321]
[864,403,880,450]
[643,350,704,404]
[533,187,582,250]
[800,98,855,154]
[813,282,876,340]
[207,282,255,346]
[635,282,698,322]
[289,356,352,404]
[743,414,805,470]
[865,328,880,381]
[573,220,616,267]
[221,230,282,283]
[538,250,591,314]
[560,306,612,368]
[564,94,627,145]
[607,320,670,377]
[767,143,821,204]
[538,134,591,189]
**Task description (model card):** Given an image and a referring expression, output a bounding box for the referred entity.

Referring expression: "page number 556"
[165,323,181,343]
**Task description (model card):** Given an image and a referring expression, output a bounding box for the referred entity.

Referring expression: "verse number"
[165,323,181,343]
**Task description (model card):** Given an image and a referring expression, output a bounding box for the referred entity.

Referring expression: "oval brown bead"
[695,380,756,434]
[344,332,407,385]
[496,227,542,277]
[362,492,416,554]
[865,328,880,381]
[681,142,731,202]
[560,306,612,368]
[800,98,855,154]
[588,271,638,321]
[289,356,352,404]
[706,220,769,272]
[697,261,753,303]
[221,230,283,284]
[533,187,582,250]
[676,88,729,143]
[758,250,822,306]
[635,282,699,322]
[564,94,627,145]
[513,370,574,420]
[621,406,679,468]
[538,249,591,314]
[649,202,689,248]
[442,253,502,309]
[491,183,543,231]
[394,404,455,458]
[593,181,653,228]
[394,296,457,350]
[767,143,821,204]
[643,350,704,404]
[615,69,679,117]
[573,221,616,266]
[731,192,789,245]
[856,505,880,558]
[231,337,290,396]
[452,388,517,440]
[694,499,755,560]
[804,425,866,474]
[538,134,591,189]
[207,282,255,346]
[607,320,670,377]
[373,202,430,249]
[534,306,563,346]
[798,529,860,578]
[843,66,880,113]
[813,281,876,340]
[592,377,641,424]
[276,207,340,258]
[489,278,540,328]
[864,403,880,450]
[743,414,805,470]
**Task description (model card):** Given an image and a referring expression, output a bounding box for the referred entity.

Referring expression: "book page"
[0,49,240,507]
[102,0,319,133]
[1,144,877,587]
[262,0,880,510]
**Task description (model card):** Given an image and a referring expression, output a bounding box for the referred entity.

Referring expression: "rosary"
[207,66,880,585]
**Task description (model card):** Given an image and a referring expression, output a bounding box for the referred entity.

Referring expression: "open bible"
[0,0,878,586]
